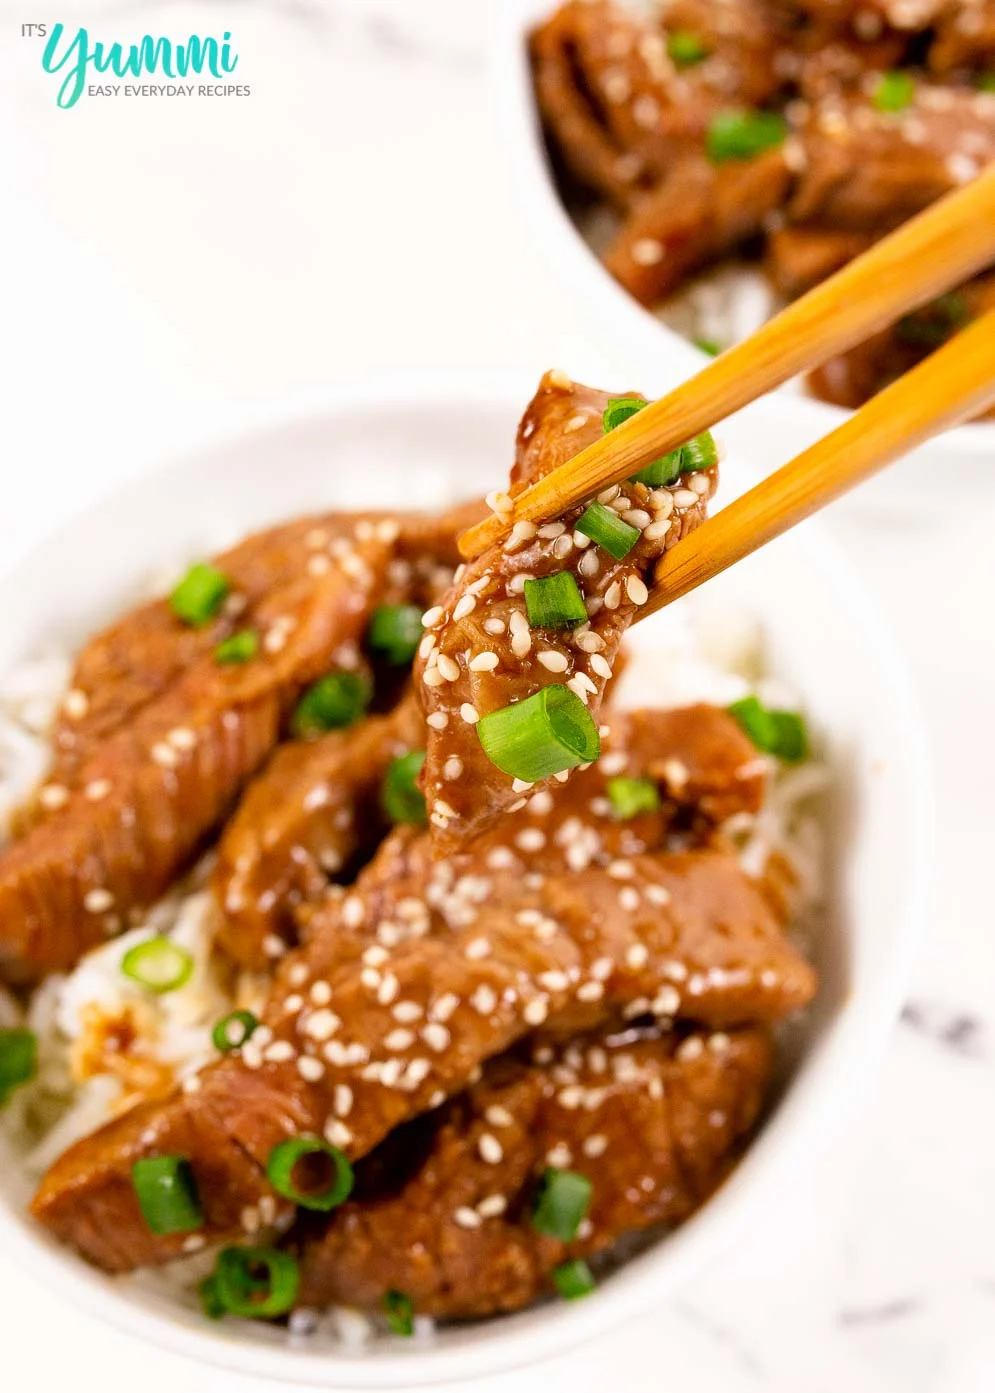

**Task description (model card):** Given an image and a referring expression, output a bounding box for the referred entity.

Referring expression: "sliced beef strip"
[929,2,995,74]
[531,0,782,208]
[0,540,392,985]
[415,373,716,856]
[789,84,995,232]
[808,272,995,409]
[294,1025,773,1320]
[40,506,480,796]
[32,829,813,1270]
[605,149,793,306]
[764,223,875,296]
[212,696,425,971]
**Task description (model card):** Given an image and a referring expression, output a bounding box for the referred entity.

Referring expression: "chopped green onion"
[607,777,661,819]
[212,1010,259,1053]
[601,397,646,433]
[199,1273,226,1320]
[121,938,195,994]
[874,70,916,113]
[629,450,684,488]
[215,629,259,665]
[0,1028,36,1105]
[383,1289,415,1336]
[553,1259,596,1301]
[694,336,723,357]
[368,605,423,666]
[978,72,995,92]
[132,1155,203,1235]
[707,109,786,163]
[726,695,808,763]
[477,686,600,782]
[769,710,808,764]
[896,292,968,349]
[266,1136,354,1211]
[212,1246,300,1319]
[170,563,230,628]
[667,30,709,66]
[524,572,588,630]
[381,750,427,825]
[575,503,641,560]
[681,430,719,471]
[292,671,369,737]
[532,1168,592,1242]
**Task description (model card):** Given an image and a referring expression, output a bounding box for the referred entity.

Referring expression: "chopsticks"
[641,302,995,617]
[458,164,995,562]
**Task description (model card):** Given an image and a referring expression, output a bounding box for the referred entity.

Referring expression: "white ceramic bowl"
[0,377,928,1386]
[494,0,994,514]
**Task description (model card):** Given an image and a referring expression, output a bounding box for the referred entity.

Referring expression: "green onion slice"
[707,109,786,163]
[170,563,230,628]
[874,70,916,113]
[978,72,995,92]
[0,1028,37,1105]
[694,336,722,357]
[267,1135,354,1211]
[212,1010,259,1053]
[681,430,719,471]
[477,686,600,782]
[383,1289,415,1336]
[122,938,195,994]
[607,776,661,819]
[368,605,423,666]
[726,695,808,763]
[896,292,967,349]
[215,629,259,665]
[292,671,370,737]
[212,1246,300,1319]
[381,750,427,825]
[532,1168,592,1242]
[629,451,684,488]
[524,572,588,630]
[553,1259,596,1300]
[601,397,646,433]
[667,30,709,66]
[575,503,641,560]
[199,1273,226,1320]
[132,1155,203,1235]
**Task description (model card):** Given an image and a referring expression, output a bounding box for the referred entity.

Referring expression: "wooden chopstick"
[459,163,995,561]
[638,302,995,618]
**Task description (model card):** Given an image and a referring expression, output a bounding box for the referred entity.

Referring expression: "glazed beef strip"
[530,0,782,208]
[294,1024,773,1320]
[415,372,716,856]
[32,708,812,1271]
[40,506,479,796]
[212,695,424,971]
[0,539,392,985]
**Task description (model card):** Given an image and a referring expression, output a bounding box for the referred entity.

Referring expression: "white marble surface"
[1,2,994,1390]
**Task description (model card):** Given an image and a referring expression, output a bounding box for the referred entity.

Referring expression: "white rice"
[0,600,826,1341]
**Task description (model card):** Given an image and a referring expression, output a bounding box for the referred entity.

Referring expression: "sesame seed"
[546,1142,572,1167]
[708,1032,731,1055]
[426,711,449,730]
[298,1055,325,1082]
[505,520,537,552]
[460,703,480,724]
[453,594,477,621]
[39,782,70,810]
[524,997,549,1026]
[288,962,309,987]
[486,490,513,515]
[471,984,498,1015]
[303,1009,340,1041]
[674,488,698,509]
[537,650,569,673]
[631,237,664,266]
[423,668,445,688]
[362,945,389,968]
[393,1001,423,1023]
[422,606,445,628]
[168,726,197,751]
[454,1206,482,1230]
[151,741,179,769]
[334,1084,354,1116]
[384,1028,415,1051]
[589,654,612,680]
[469,651,499,672]
[626,943,649,970]
[478,1133,504,1164]
[342,896,364,928]
[539,970,569,992]
[443,756,464,781]
[310,981,333,1006]
[583,1133,608,1158]
[515,827,546,852]
[377,974,400,1005]
[646,884,672,906]
[466,937,491,960]
[63,688,89,719]
[263,933,286,959]
[626,575,649,605]
[421,1022,451,1052]
[644,519,672,541]
[577,981,604,1002]
[264,1041,295,1063]
[325,1119,353,1149]
[418,633,437,660]
[557,1086,583,1110]
[83,889,114,913]
[591,957,613,980]
[653,986,681,1016]
[477,1194,508,1218]
[603,581,622,610]
[619,887,640,911]
[84,778,111,801]
[436,654,461,682]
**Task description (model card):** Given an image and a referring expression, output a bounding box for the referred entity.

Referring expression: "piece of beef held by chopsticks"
[415,371,718,856]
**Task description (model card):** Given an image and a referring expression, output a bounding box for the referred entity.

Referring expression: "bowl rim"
[0,374,931,1387]
[490,0,994,457]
